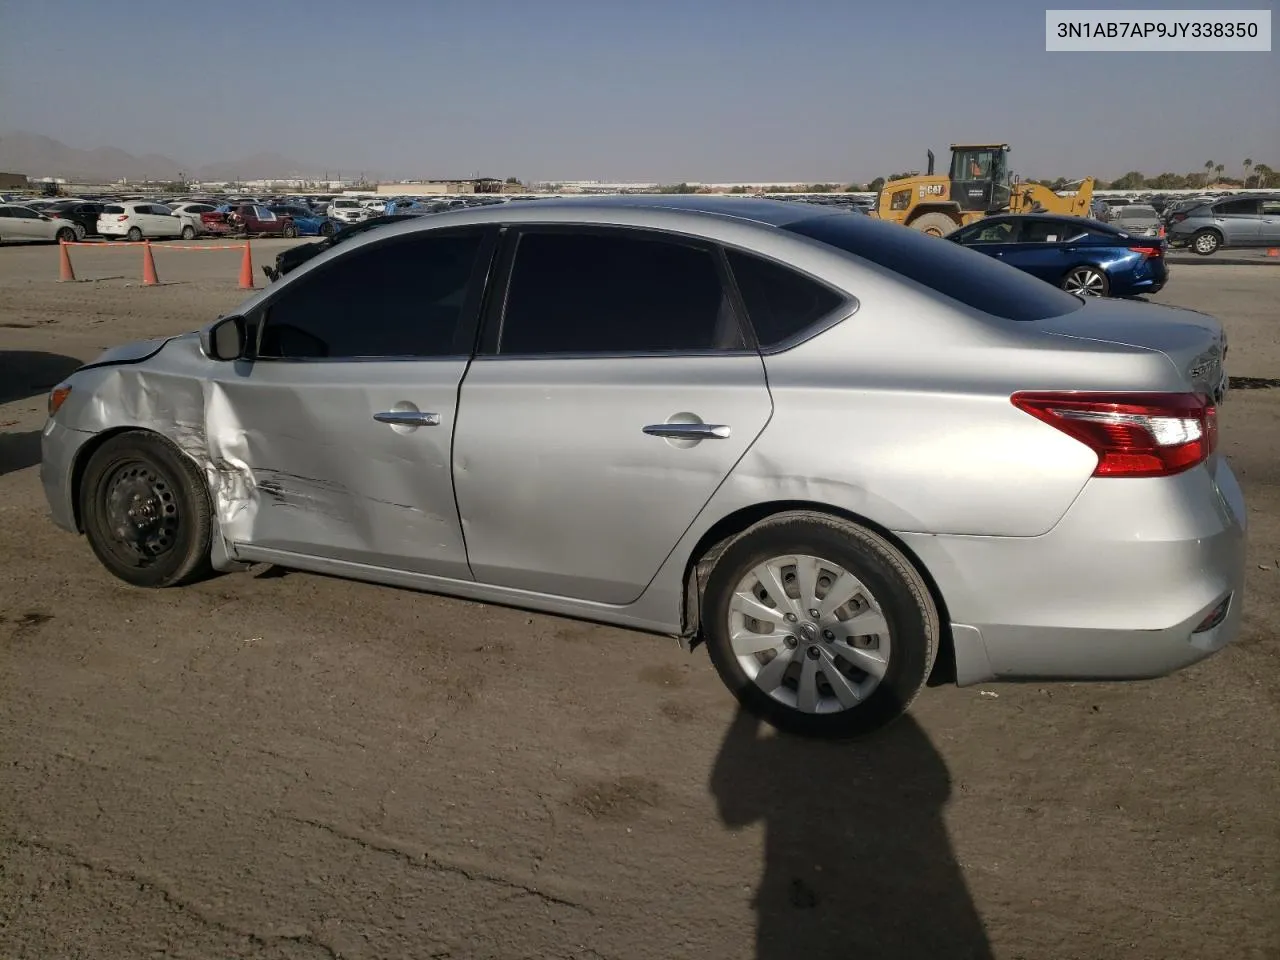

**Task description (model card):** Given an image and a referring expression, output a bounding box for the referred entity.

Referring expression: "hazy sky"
[1,0,1276,181]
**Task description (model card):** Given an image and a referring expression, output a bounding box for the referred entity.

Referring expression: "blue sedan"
[947,214,1168,297]
[269,205,342,237]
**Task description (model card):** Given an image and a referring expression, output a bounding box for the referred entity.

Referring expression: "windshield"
[333,199,359,208]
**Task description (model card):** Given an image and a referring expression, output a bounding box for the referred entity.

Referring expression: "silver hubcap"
[727,554,891,714]
[1196,235,1216,253]
[1064,268,1105,296]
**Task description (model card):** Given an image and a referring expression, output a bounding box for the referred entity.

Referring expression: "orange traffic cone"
[238,241,255,289]
[1267,248,1279,258]
[141,240,159,286]
[58,240,77,282]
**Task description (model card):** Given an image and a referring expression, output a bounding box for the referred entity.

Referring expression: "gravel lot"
[1,239,1277,960]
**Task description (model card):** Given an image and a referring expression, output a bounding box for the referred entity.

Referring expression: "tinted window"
[1022,220,1068,242]
[1118,206,1157,219]
[1262,201,1280,215]
[258,232,484,359]
[103,205,125,214]
[498,231,744,355]
[0,209,11,219]
[785,214,1083,321]
[1215,198,1260,216]
[955,219,1016,243]
[725,249,844,348]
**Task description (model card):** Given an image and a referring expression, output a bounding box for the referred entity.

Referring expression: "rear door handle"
[643,423,731,440]
[374,411,441,426]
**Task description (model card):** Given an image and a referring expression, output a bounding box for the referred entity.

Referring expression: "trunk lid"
[1036,298,1228,403]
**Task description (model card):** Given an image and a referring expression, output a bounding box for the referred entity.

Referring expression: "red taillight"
[116,215,129,221]
[1129,245,1163,258]
[1011,392,1216,478]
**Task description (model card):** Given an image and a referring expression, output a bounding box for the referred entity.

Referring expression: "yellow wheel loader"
[874,144,1095,236]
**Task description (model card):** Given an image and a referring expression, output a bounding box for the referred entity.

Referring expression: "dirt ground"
[1,240,1277,960]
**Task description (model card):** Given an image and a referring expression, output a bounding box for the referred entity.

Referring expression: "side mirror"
[200,314,247,361]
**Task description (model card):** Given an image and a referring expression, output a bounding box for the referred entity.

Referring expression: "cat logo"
[918,184,946,198]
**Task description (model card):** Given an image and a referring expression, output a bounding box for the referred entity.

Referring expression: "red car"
[200,203,298,238]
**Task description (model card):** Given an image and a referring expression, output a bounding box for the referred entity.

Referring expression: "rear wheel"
[703,512,938,739]
[1191,229,1221,256]
[1061,265,1110,297]
[55,226,76,243]
[181,224,196,240]
[909,212,959,237]
[80,432,213,588]
[126,226,143,242]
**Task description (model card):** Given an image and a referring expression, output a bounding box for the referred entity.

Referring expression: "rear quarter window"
[785,215,1083,321]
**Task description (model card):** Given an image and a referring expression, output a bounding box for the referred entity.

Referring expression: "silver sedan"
[39,196,1246,738]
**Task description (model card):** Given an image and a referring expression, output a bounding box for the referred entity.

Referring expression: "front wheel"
[1191,229,1221,256]
[1062,265,1110,297]
[319,221,336,237]
[908,212,959,237]
[702,512,938,739]
[126,226,143,242]
[282,223,298,239]
[181,224,196,240]
[55,226,76,243]
[79,432,214,588]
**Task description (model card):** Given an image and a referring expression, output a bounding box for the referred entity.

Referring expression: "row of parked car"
[1096,193,1280,255]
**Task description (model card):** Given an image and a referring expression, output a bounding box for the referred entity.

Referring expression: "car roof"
[982,212,1119,230]
[480,194,849,227]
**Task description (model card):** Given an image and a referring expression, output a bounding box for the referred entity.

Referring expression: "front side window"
[955,219,1016,243]
[496,231,745,356]
[725,249,845,349]
[257,231,484,360]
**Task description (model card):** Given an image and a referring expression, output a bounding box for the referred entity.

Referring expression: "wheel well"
[1194,226,1223,239]
[69,426,169,532]
[679,500,957,686]
[905,205,961,226]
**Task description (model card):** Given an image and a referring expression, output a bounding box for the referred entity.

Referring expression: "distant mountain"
[0,131,311,182]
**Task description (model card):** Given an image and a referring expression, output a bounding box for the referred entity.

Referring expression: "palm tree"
[1243,158,1253,188]
[1254,164,1273,189]
[1215,163,1224,184]
[1204,160,1215,186]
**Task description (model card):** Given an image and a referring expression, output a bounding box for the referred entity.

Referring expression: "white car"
[326,198,368,224]
[98,202,198,241]
[360,198,387,214]
[0,203,80,244]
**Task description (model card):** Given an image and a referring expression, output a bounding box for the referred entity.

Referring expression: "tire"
[74,224,86,240]
[1061,264,1110,297]
[319,221,335,237]
[282,223,298,239]
[908,212,959,237]
[702,511,938,739]
[79,431,214,588]
[1191,229,1221,256]
[55,226,76,243]
[181,224,196,240]
[126,226,143,242]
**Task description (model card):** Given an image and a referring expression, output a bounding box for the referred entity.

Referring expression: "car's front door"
[451,226,774,605]
[951,217,1019,260]
[217,226,496,577]
[1259,199,1280,243]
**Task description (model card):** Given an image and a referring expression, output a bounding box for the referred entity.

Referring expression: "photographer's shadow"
[711,709,993,960]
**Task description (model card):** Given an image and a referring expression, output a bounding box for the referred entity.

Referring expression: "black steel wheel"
[80,432,213,588]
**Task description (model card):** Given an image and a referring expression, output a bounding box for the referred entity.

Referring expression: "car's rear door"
[998,218,1077,283]
[451,225,773,605]
[1212,198,1262,245]
[219,226,497,577]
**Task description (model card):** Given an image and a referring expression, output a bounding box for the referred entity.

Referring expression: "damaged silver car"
[41,196,1246,738]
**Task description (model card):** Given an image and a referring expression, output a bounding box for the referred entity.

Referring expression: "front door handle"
[643,423,731,440]
[374,411,441,427]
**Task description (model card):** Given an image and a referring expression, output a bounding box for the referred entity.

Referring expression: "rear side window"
[257,232,484,359]
[725,249,845,349]
[1022,220,1067,242]
[1214,198,1260,215]
[497,231,745,355]
[103,205,124,214]
[784,215,1083,321]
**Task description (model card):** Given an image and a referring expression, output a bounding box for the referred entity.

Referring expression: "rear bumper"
[899,459,1247,685]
